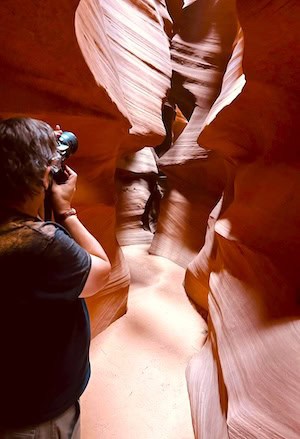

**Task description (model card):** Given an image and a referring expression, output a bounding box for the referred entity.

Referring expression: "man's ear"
[43,166,52,190]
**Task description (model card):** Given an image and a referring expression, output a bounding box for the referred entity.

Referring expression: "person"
[0,117,111,438]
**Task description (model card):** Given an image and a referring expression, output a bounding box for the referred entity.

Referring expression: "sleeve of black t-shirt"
[36,225,92,301]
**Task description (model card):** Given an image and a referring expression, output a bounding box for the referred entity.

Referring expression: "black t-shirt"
[0,215,92,429]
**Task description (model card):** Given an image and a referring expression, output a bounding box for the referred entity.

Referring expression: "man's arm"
[57,215,111,298]
[50,165,111,298]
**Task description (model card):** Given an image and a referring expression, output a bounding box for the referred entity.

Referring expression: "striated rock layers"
[185,0,300,438]
[1,0,300,437]
[149,0,241,267]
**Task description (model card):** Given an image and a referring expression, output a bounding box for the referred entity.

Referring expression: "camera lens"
[57,131,78,160]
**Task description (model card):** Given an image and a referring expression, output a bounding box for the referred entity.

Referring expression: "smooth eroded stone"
[188,0,300,437]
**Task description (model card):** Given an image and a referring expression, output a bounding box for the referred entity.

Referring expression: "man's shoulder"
[21,221,73,252]
[0,219,60,255]
[26,221,58,240]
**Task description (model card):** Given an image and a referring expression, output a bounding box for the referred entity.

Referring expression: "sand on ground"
[81,244,207,439]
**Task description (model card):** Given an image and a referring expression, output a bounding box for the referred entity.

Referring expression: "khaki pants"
[0,402,80,439]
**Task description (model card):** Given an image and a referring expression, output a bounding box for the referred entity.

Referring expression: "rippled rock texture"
[185,1,300,438]
[1,0,299,436]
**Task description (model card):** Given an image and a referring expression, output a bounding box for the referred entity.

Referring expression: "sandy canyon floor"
[81,244,207,439]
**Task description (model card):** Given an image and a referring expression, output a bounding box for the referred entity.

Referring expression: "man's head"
[0,117,57,207]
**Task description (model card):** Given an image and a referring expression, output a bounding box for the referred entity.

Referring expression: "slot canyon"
[0,0,299,438]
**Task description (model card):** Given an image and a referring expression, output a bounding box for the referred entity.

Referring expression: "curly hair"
[0,118,57,205]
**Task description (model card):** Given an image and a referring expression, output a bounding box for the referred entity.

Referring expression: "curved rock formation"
[115,147,159,245]
[185,27,245,310]
[76,0,172,150]
[149,0,240,267]
[1,0,300,437]
[185,0,300,437]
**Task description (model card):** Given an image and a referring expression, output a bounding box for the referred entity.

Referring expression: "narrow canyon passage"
[1,0,299,437]
[81,245,207,439]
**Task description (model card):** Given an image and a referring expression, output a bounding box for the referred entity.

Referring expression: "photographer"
[0,117,111,438]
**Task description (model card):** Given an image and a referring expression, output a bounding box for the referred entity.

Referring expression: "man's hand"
[51,165,77,215]
[54,124,63,139]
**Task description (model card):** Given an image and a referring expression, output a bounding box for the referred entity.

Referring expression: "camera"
[52,131,78,183]
[57,131,78,161]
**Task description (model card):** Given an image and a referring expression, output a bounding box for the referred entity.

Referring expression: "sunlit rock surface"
[149,0,240,267]
[1,0,300,437]
[76,0,172,150]
[186,0,300,437]
[116,148,159,246]
[184,28,245,308]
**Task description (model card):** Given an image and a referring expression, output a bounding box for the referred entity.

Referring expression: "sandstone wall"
[1,0,299,436]
[185,1,300,437]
